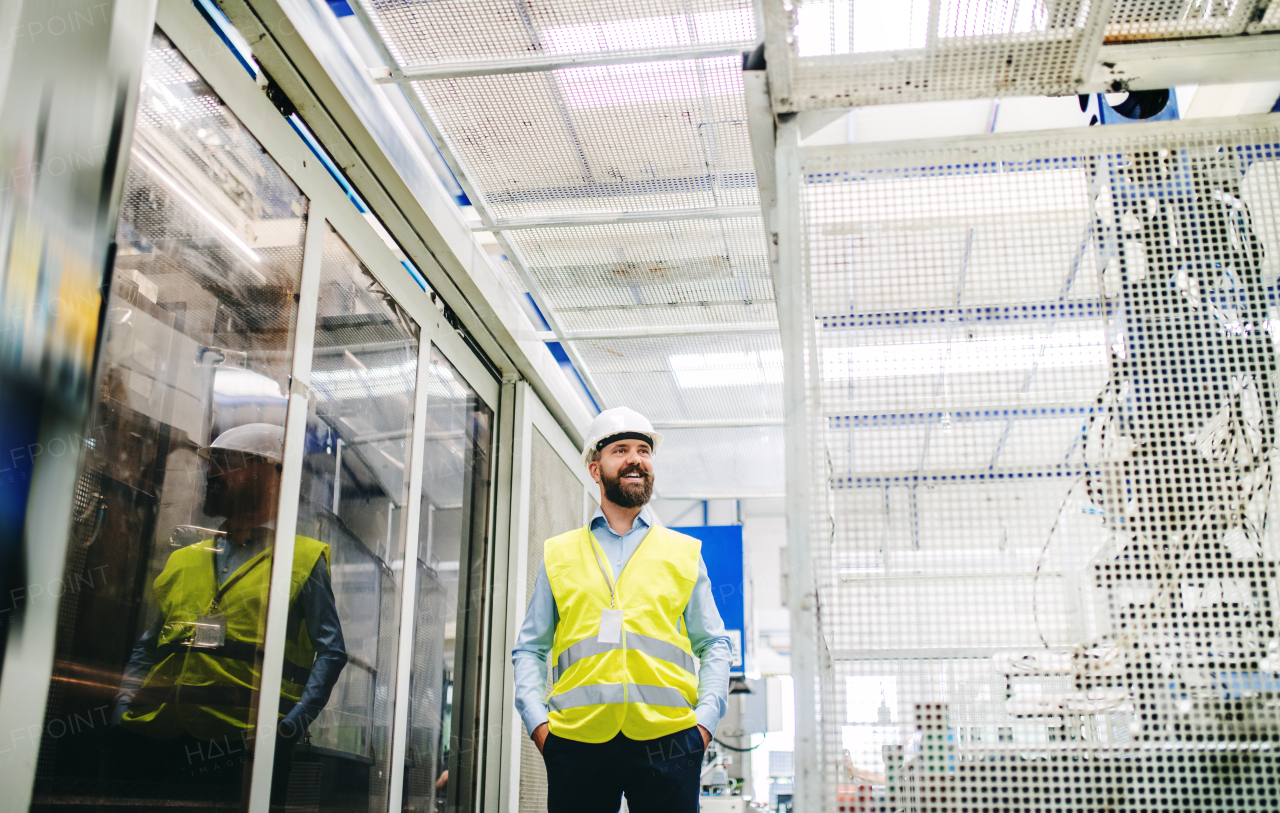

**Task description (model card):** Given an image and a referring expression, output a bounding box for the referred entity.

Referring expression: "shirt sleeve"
[684,554,732,737]
[112,613,166,725]
[284,556,349,734]
[512,562,558,737]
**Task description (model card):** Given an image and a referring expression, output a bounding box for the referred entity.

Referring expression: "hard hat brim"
[580,430,663,467]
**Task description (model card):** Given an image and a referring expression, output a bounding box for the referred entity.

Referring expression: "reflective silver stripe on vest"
[626,683,692,709]
[547,683,693,712]
[552,632,696,682]
[552,636,623,683]
[626,632,696,676]
[548,683,626,711]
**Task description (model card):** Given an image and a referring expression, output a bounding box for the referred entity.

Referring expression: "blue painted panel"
[671,524,745,674]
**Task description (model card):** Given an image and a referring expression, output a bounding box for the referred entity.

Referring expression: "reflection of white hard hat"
[201,423,285,463]
[580,407,663,467]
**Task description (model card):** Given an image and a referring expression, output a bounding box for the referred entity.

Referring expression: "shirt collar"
[589,505,654,537]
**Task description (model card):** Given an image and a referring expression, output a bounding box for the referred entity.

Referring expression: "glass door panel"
[280,224,420,812]
[31,31,307,811]
[403,349,492,813]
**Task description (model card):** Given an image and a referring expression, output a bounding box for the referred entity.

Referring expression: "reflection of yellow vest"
[543,525,700,743]
[121,535,328,740]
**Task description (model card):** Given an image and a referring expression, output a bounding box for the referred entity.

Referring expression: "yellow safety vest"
[121,535,329,741]
[543,525,701,743]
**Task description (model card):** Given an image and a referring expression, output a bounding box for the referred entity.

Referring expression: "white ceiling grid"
[350,0,775,499]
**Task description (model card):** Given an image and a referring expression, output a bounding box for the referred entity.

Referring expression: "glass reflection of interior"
[403,350,493,813]
[281,226,420,812]
[30,32,307,810]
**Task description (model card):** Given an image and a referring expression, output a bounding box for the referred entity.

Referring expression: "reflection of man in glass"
[111,423,347,795]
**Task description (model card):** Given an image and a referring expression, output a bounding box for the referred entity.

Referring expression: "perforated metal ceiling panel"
[348,0,781,497]
[410,58,755,220]
[505,217,772,330]
[1107,0,1261,40]
[361,0,756,71]
[788,114,1280,811]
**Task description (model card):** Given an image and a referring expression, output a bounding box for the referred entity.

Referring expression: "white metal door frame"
[492,382,593,813]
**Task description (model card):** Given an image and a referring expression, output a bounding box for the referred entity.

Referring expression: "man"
[111,423,347,797]
[513,407,732,812]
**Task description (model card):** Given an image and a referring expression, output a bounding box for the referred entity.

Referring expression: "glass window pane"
[32,31,307,808]
[280,224,420,809]
[403,349,493,813]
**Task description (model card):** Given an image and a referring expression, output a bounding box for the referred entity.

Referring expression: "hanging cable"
[713,737,762,752]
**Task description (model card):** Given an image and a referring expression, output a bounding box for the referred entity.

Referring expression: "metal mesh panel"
[495,255,529,295]
[1250,0,1280,31]
[656,425,786,497]
[518,429,585,813]
[357,0,756,70]
[410,57,755,220]
[765,0,1112,112]
[566,333,782,423]
[1107,0,1260,40]
[791,116,1280,809]
[506,218,772,331]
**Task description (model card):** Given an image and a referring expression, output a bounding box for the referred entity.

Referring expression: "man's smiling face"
[591,437,654,509]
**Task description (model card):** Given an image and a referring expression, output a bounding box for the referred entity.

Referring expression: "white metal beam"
[372,43,754,83]
[385,329,435,813]
[774,118,825,813]
[472,206,762,231]
[1084,32,1280,93]
[657,491,787,500]
[247,202,326,813]
[556,324,779,342]
[652,419,784,429]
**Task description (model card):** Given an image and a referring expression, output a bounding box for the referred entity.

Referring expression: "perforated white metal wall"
[518,429,588,812]
[784,115,1280,812]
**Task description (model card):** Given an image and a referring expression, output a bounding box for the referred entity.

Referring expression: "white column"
[247,204,325,812]
[385,330,436,813]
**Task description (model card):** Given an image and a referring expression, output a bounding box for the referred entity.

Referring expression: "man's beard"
[601,463,653,509]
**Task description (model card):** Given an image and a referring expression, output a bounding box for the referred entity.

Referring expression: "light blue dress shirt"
[512,505,732,739]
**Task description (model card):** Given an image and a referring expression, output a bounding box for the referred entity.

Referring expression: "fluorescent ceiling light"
[670,350,784,388]
[214,368,285,399]
[313,359,417,400]
[822,330,1105,381]
[130,149,264,269]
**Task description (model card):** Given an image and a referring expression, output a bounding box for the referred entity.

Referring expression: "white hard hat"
[201,423,285,463]
[581,407,663,467]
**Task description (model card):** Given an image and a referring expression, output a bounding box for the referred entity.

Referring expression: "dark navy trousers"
[542,725,705,813]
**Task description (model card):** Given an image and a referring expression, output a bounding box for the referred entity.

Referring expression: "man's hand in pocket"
[532,722,550,754]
